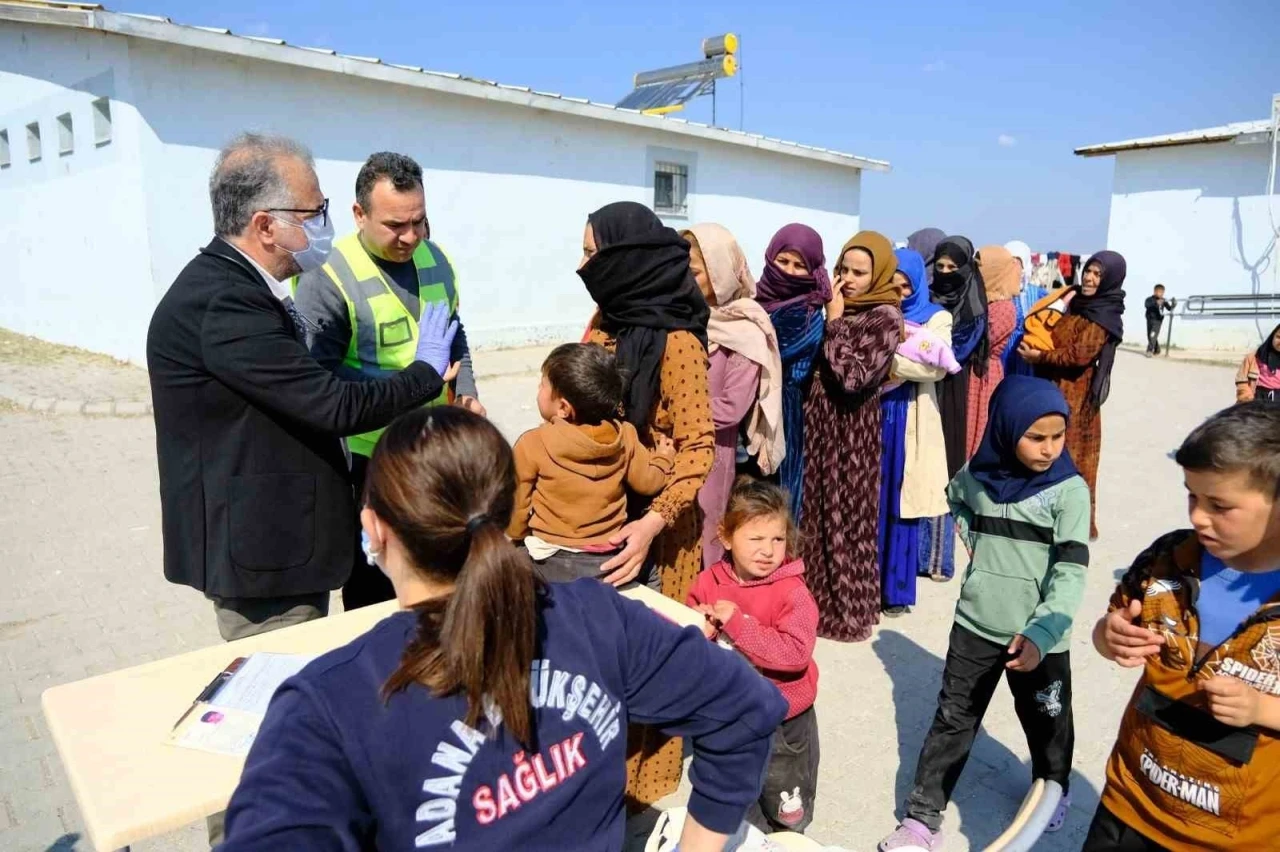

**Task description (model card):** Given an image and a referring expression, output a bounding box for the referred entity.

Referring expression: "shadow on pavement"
[873,630,1099,850]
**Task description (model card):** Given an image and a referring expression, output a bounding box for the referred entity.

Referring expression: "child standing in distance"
[687,478,820,836]
[1086,403,1280,852]
[880,376,1091,851]
[507,343,674,582]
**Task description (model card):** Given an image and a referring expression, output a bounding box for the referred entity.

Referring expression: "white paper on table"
[208,652,315,716]
[171,705,263,756]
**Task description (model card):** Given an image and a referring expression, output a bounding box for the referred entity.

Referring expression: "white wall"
[0,24,155,363]
[121,37,862,351]
[1105,140,1279,351]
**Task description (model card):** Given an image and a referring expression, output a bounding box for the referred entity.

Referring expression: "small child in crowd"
[507,343,674,581]
[687,478,820,835]
[1086,402,1280,852]
[881,376,1091,851]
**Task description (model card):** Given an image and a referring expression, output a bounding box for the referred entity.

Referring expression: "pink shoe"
[879,818,943,851]
[1045,794,1071,833]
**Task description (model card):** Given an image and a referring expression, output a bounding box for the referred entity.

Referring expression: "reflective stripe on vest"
[322,233,459,456]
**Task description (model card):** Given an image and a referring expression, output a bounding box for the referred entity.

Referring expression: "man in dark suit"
[147,133,458,642]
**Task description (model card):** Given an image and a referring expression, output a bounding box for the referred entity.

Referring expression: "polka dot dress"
[588,328,714,804]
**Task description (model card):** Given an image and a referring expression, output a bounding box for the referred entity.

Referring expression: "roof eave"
[0,2,890,173]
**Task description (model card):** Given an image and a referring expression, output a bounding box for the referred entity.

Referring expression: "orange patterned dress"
[1035,315,1109,538]
[586,327,715,805]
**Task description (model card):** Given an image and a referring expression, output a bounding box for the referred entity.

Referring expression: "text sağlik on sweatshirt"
[220,580,788,851]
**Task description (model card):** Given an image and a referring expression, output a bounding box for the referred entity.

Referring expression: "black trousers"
[1146,318,1163,354]
[343,453,396,611]
[1082,804,1170,851]
[904,623,1074,831]
[746,706,820,834]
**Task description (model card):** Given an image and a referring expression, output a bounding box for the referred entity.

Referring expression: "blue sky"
[122,0,1276,252]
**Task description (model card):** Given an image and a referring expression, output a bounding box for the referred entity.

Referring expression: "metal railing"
[1180,293,1280,317]
[1155,293,1279,354]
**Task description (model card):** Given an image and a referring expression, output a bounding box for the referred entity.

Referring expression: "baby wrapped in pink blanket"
[884,321,961,393]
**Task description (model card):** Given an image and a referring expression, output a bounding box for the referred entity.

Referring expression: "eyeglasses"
[265,198,329,227]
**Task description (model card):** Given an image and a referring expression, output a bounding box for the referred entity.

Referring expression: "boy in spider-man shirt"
[1088,402,1280,851]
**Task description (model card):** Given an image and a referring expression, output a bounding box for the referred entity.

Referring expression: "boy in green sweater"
[880,376,1092,851]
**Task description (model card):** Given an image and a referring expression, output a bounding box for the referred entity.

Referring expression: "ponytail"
[369,407,541,747]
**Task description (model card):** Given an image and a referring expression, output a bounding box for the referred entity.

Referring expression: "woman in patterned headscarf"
[801,231,903,642]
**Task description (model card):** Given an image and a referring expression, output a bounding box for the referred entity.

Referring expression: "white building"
[0,2,886,364]
[1076,109,1280,352]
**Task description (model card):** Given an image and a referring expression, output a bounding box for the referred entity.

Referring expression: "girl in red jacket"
[687,477,821,835]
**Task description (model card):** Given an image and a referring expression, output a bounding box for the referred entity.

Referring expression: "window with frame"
[653,161,689,216]
[26,121,41,162]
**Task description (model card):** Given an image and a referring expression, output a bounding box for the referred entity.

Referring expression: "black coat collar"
[201,236,272,292]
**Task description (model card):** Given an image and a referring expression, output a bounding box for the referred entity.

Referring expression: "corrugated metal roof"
[1075,119,1275,157]
[0,0,890,172]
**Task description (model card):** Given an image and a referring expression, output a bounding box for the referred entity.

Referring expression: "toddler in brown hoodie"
[508,343,674,582]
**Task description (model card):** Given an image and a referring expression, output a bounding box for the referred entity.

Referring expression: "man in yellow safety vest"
[295,151,484,609]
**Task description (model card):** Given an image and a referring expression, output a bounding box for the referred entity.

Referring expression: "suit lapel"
[200,237,304,342]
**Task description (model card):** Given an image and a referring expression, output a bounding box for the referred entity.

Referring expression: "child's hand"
[1097,599,1165,666]
[653,432,676,460]
[1016,341,1043,364]
[1006,635,1042,672]
[1200,676,1261,727]
[693,604,718,639]
[710,600,739,626]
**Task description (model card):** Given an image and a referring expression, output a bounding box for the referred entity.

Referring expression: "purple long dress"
[801,306,901,642]
[699,348,761,568]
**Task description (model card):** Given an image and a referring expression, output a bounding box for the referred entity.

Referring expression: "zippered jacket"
[1101,530,1280,851]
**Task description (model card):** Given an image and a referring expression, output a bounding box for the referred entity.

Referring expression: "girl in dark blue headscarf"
[879,248,957,615]
[881,374,1089,850]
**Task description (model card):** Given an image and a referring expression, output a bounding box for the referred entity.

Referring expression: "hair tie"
[465,514,489,536]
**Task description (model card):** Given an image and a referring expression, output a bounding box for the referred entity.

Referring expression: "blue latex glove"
[414,301,459,377]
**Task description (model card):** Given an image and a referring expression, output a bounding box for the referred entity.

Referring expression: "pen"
[171,657,245,732]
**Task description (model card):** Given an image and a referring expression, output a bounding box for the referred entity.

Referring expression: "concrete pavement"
[0,347,1243,851]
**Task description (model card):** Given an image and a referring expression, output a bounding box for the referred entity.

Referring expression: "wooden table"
[41,586,698,851]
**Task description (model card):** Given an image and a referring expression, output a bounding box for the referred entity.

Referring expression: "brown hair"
[720,476,800,559]
[366,406,540,745]
[1175,402,1280,498]
[542,343,624,425]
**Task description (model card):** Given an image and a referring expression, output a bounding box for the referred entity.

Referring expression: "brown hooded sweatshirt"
[508,418,672,548]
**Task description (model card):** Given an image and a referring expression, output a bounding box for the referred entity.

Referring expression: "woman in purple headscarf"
[755,224,831,522]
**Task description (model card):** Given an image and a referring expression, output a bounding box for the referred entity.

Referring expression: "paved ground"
[0,346,1242,851]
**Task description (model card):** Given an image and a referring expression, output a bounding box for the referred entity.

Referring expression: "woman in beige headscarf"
[682,224,784,567]
[965,245,1023,457]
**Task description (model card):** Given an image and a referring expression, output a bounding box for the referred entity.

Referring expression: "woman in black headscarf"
[1017,250,1127,538]
[578,201,715,805]
[929,236,989,478]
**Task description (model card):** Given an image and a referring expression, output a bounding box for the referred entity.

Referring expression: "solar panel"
[616,78,714,113]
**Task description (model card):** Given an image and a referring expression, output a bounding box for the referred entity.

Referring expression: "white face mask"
[273,212,334,272]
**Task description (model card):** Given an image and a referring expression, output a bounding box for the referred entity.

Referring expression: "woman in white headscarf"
[682,224,784,567]
[1004,239,1047,377]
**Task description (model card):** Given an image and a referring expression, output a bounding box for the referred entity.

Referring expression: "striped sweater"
[947,467,1091,656]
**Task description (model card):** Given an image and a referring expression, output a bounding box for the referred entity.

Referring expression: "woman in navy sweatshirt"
[220,406,787,852]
